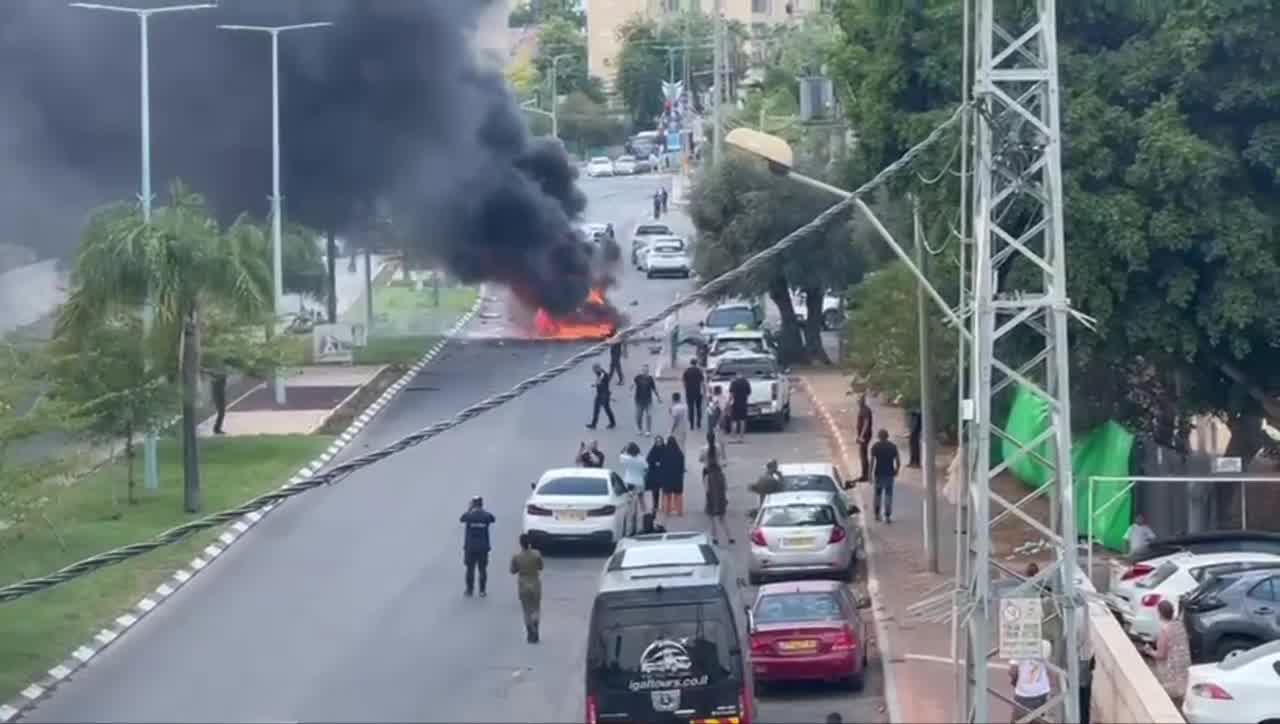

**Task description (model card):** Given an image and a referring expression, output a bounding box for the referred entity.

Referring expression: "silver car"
[748,491,857,585]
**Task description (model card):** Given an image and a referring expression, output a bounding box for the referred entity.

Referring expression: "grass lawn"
[0,433,332,700]
[353,335,443,366]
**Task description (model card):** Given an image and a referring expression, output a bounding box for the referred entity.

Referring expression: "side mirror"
[530,482,537,490]
[626,482,638,492]
[848,504,861,516]
[854,593,872,610]
[698,321,705,327]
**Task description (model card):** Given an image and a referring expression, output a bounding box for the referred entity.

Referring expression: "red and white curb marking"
[798,377,903,724]
[0,289,485,723]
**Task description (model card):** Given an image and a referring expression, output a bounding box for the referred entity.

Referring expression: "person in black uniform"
[210,372,228,435]
[587,364,616,429]
[460,496,496,597]
[682,358,705,430]
[608,337,625,385]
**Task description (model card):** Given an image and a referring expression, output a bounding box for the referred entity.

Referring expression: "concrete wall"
[1088,599,1184,724]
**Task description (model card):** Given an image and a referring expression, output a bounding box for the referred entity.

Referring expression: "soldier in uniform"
[509,533,544,643]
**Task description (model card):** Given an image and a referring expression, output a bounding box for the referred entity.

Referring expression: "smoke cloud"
[0,0,596,315]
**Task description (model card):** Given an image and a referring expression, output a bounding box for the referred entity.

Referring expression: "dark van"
[586,540,753,724]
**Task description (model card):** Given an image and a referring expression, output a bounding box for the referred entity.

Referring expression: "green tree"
[48,317,176,505]
[59,182,272,513]
[556,91,627,155]
[509,0,584,29]
[535,16,602,103]
[690,153,863,364]
[0,336,65,526]
[506,55,542,102]
[615,13,734,127]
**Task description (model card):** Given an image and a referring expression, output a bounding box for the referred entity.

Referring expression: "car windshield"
[711,338,767,356]
[705,307,756,328]
[780,474,839,495]
[589,602,737,692]
[712,360,777,379]
[538,477,608,496]
[760,504,836,527]
[754,592,844,625]
[635,225,672,236]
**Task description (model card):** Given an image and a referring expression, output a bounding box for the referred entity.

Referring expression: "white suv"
[586,157,614,177]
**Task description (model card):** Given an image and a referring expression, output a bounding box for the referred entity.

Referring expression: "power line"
[0,102,969,605]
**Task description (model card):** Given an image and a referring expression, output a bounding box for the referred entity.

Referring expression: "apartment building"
[586,0,827,88]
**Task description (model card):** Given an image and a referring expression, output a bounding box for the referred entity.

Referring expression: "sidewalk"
[196,365,387,437]
[802,369,1021,723]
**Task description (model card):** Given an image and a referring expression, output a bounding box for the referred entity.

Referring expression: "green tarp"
[1000,386,1134,552]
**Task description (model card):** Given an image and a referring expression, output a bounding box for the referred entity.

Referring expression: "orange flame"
[532,288,616,341]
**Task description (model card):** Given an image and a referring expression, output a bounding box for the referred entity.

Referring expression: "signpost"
[998,596,1043,660]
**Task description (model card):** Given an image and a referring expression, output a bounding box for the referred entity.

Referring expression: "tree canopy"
[535,15,603,103]
[614,13,735,127]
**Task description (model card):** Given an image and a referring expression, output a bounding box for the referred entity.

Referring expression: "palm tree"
[59,181,271,513]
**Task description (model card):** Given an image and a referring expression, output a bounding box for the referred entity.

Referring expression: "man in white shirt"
[1009,639,1052,723]
[1125,513,1157,556]
[669,391,688,450]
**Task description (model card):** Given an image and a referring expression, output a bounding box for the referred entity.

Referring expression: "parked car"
[633,155,653,173]
[705,329,776,370]
[522,467,640,550]
[1182,639,1280,724]
[612,155,638,175]
[748,580,871,692]
[1110,551,1280,642]
[775,463,864,573]
[629,222,672,267]
[699,301,766,343]
[708,352,791,430]
[1184,567,1280,662]
[644,239,691,278]
[748,490,857,585]
[1121,531,1280,565]
[638,235,686,272]
[586,157,614,177]
[790,290,846,331]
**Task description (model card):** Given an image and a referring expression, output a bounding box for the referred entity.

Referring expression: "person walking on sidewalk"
[1008,639,1052,723]
[608,337,625,385]
[856,393,874,481]
[870,429,900,523]
[620,442,649,511]
[587,364,616,429]
[509,533,544,643]
[210,371,228,435]
[632,364,660,434]
[669,391,689,450]
[683,358,705,430]
[645,435,667,516]
[703,443,734,545]
[653,189,663,219]
[660,186,669,214]
[460,496,495,597]
[661,435,686,516]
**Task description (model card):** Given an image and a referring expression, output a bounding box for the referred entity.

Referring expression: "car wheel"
[823,309,842,331]
[1214,636,1258,661]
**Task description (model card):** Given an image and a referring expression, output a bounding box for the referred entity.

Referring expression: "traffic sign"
[998,596,1043,660]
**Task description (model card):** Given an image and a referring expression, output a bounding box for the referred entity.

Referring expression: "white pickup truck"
[707,352,791,430]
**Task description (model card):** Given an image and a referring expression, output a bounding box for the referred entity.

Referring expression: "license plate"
[782,536,815,548]
[555,511,586,522]
[778,639,818,653]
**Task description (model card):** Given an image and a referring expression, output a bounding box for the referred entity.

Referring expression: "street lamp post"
[549,53,573,140]
[218,22,334,406]
[71,2,217,492]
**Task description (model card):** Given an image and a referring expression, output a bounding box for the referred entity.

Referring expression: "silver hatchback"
[748,491,857,585]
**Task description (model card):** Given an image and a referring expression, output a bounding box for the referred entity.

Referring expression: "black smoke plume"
[0,0,596,315]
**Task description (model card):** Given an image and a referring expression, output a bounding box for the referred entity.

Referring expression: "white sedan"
[1183,639,1280,724]
[586,157,614,177]
[522,467,640,549]
[1119,551,1280,641]
[645,239,691,278]
[612,155,638,175]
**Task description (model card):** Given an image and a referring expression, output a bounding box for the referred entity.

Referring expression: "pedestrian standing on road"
[645,435,667,516]
[460,496,495,597]
[669,391,689,450]
[728,370,752,443]
[608,337,625,385]
[703,443,733,545]
[683,358,706,430]
[1145,599,1190,709]
[653,189,662,219]
[587,364,616,430]
[870,429,900,523]
[509,533,544,643]
[705,395,727,461]
[577,440,605,468]
[856,393,874,481]
[908,409,922,467]
[1008,639,1052,724]
[210,371,228,435]
[701,425,728,468]
[632,364,660,434]
[660,186,669,214]
[620,441,648,509]
[661,435,687,517]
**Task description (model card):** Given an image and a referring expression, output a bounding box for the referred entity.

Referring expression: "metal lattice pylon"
[960,0,1081,721]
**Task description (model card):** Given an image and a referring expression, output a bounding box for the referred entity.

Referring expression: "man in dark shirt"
[608,338,625,385]
[460,496,496,596]
[577,440,605,467]
[908,409,922,467]
[869,429,900,523]
[728,371,752,443]
[682,358,705,430]
[632,364,659,433]
[210,372,228,435]
[855,393,874,481]
[587,364,616,429]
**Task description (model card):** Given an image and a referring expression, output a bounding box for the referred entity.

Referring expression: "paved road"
[24,172,883,722]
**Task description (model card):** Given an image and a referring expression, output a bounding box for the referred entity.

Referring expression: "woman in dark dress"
[703,442,733,544]
[661,435,686,517]
[644,435,666,516]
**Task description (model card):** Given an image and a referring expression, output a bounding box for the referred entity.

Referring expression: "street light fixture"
[71,1,217,493]
[218,21,334,406]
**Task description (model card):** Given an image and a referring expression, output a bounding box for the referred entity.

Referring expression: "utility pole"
[914,194,939,574]
[711,0,724,164]
[71,1,216,492]
[549,53,573,140]
[218,21,334,406]
[960,0,1079,721]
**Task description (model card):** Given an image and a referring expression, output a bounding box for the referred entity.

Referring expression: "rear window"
[711,338,767,356]
[589,601,738,692]
[591,157,610,163]
[705,307,756,329]
[755,592,845,624]
[538,477,608,496]
[1137,561,1179,589]
[654,244,683,254]
[635,225,671,236]
[760,504,836,527]
[713,360,777,379]
[780,475,839,495]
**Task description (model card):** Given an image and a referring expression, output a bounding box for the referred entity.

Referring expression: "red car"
[748,580,870,692]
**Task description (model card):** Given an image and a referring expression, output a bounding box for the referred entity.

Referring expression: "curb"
[798,376,904,724]
[0,287,485,724]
